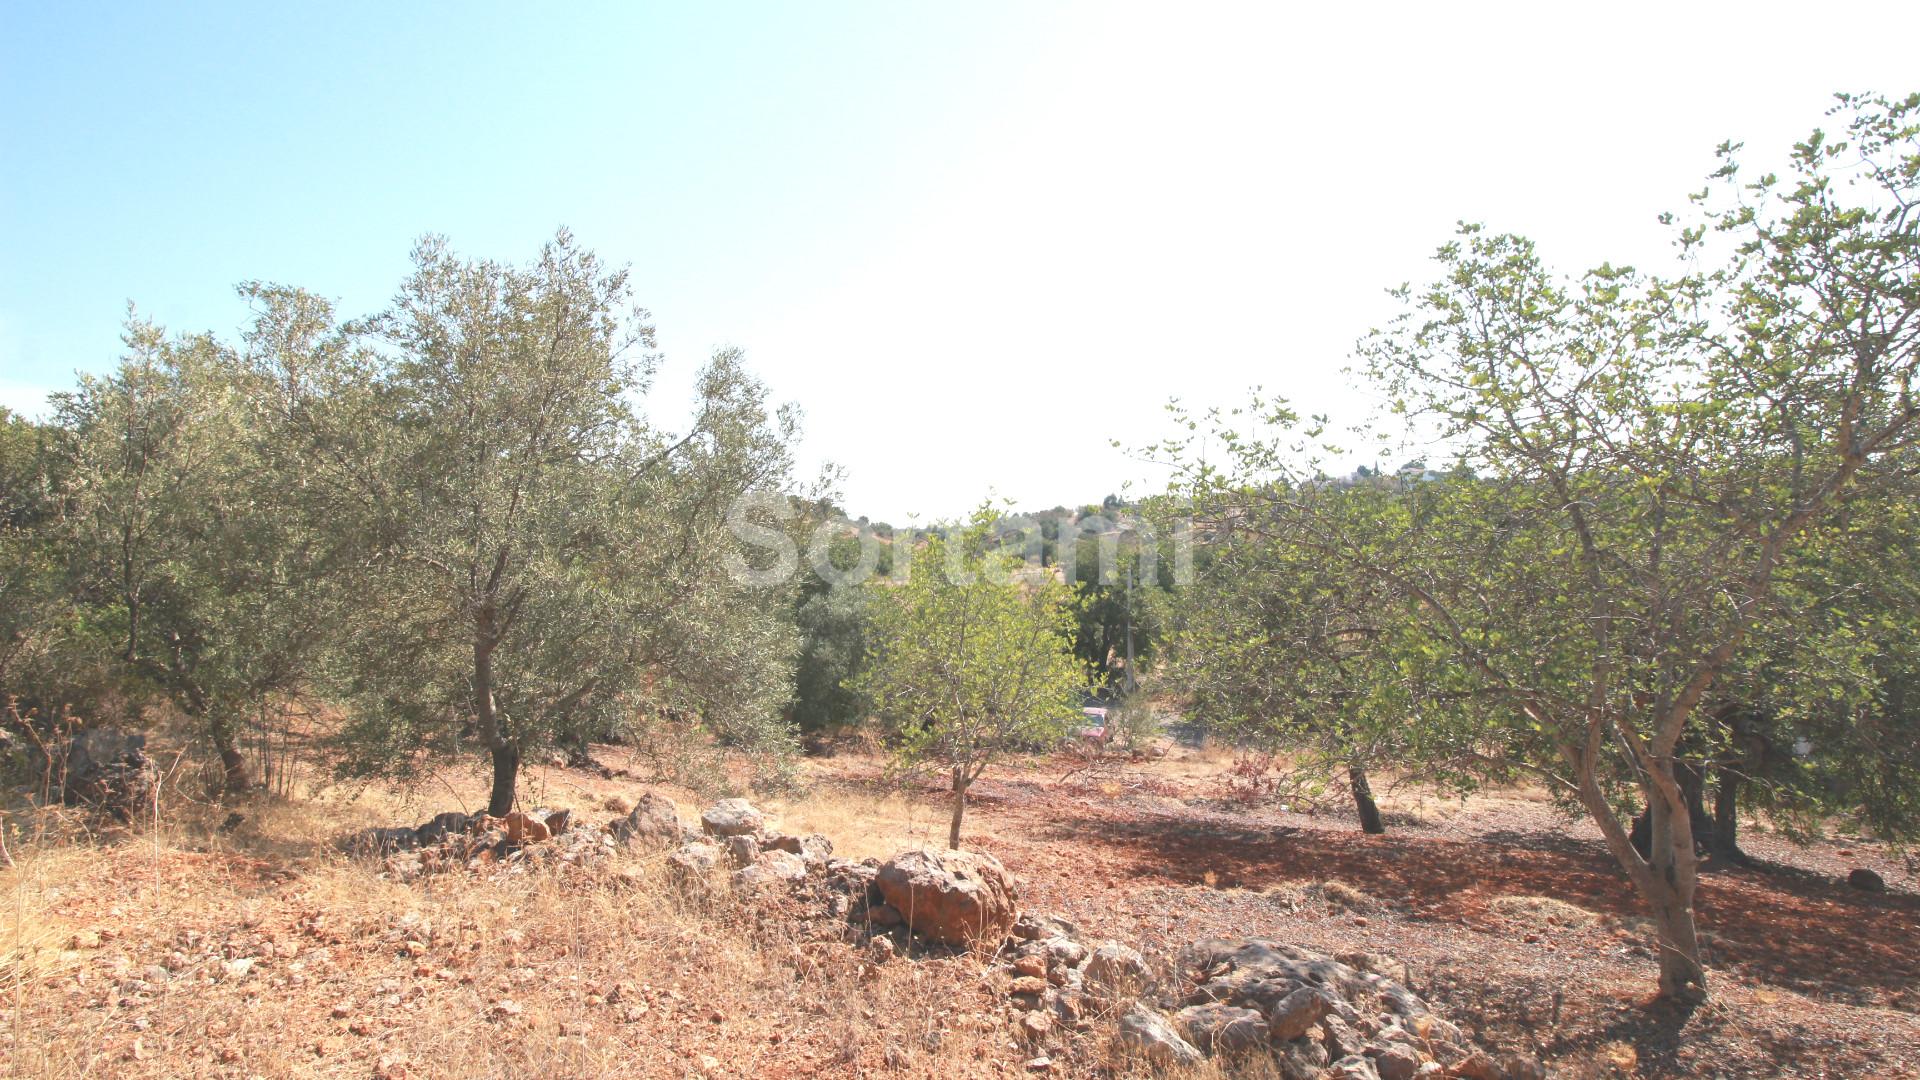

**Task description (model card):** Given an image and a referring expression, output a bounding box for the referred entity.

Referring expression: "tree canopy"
[1160,92,1920,1001]
[857,509,1086,848]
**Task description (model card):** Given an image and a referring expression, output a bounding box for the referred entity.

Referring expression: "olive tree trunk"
[209,714,252,795]
[474,624,518,817]
[1349,762,1385,834]
[948,766,968,849]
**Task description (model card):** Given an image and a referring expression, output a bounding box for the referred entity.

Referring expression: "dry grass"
[1262,879,1384,915]
[759,784,956,863]
[3,835,990,1077]
[0,759,1177,1080]
[1488,895,1604,930]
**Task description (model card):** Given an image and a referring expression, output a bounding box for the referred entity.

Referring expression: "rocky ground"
[853,748,1920,1079]
[2,737,1915,1078]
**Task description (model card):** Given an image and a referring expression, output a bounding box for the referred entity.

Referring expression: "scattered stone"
[1326,1055,1383,1080]
[1083,942,1149,996]
[1174,1002,1269,1054]
[1010,975,1050,996]
[1268,986,1335,1040]
[611,792,691,847]
[873,848,1019,946]
[701,798,766,837]
[667,842,724,885]
[58,728,155,822]
[724,834,760,868]
[1115,1002,1202,1067]
[1020,1010,1052,1042]
[866,902,903,928]
[734,850,808,890]
[1013,954,1047,979]
[1374,1043,1424,1080]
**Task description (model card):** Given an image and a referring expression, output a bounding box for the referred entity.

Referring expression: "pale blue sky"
[4,2,1918,520]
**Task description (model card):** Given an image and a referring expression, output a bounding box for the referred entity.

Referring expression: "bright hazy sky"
[4,2,1918,521]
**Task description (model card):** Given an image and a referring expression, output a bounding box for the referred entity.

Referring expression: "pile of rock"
[979,920,1542,1079]
[1103,938,1544,1080]
[345,793,1542,1080]
[658,796,839,892]
[344,807,621,880]
[57,727,156,822]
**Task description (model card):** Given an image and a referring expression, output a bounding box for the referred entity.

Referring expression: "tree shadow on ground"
[1030,805,1920,1008]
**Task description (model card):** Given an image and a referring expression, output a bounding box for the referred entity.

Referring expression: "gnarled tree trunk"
[487,742,520,818]
[209,714,251,795]
[1643,777,1708,1001]
[1711,769,1748,864]
[1571,740,1708,1004]
[474,621,518,817]
[948,766,968,849]
[1349,762,1385,834]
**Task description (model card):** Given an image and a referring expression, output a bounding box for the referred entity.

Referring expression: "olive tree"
[857,510,1086,848]
[255,231,802,814]
[0,407,68,709]
[1166,93,1920,1001]
[49,317,338,791]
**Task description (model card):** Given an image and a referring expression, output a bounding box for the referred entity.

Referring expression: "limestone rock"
[873,848,1019,946]
[700,798,765,837]
[612,792,691,848]
[1174,1002,1269,1054]
[1268,986,1336,1041]
[724,834,760,868]
[1115,1003,1202,1067]
[1084,942,1149,996]
[733,849,808,890]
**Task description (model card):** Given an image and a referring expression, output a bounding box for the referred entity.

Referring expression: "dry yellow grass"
[1488,894,1603,930]
[759,786,943,863]
[1260,878,1383,915]
[0,755,1188,1080]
